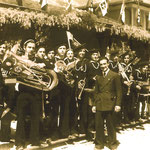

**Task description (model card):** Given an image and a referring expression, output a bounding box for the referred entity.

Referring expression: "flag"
[66,31,73,41]
[99,0,108,16]
[66,31,73,49]
[66,31,81,49]
[86,0,94,12]
[40,0,48,10]
[120,2,125,23]
[137,8,140,24]
[148,12,150,29]
[66,0,73,12]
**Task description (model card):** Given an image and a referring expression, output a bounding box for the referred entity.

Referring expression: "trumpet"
[2,49,58,91]
[78,77,86,100]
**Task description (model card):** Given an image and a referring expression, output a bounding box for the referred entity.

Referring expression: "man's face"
[66,50,74,60]
[142,66,147,73]
[113,56,119,63]
[124,55,130,64]
[47,51,55,59]
[57,45,67,56]
[105,53,110,60]
[37,47,46,59]
[0,44,6,55]
[91,53,99,61]
[25,42,36,55]
[78,49,86,58]
[100,59,109,72]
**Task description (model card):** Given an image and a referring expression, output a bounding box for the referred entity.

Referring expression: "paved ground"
[51,122,150,150]
[0,120,150,150]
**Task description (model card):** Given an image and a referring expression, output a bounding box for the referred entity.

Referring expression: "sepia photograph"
[0,0,149,150]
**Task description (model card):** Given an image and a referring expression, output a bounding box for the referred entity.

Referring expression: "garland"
[0,7,149,42]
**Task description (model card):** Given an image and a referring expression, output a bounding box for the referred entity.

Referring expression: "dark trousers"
[58,82,72,138]
[138,95,147,117]
[122,94,132,122]
[0,119,11,142]
[77,92,88,134]
[95,111,116,146]
[43,88,61,138]
[15,92,41,146]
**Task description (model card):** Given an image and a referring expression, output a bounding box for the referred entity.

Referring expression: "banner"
[120,2,125,23]
[99,0,108,16]
[148,12,150,29]
[137,8,140,24]
[66,0,73,11]
[86,0,94,12]
[66,31,81,49]
[40,0,48,9]
[66,31,74,41]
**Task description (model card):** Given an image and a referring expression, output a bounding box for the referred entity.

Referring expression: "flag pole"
[66,31,72,50]
[68,38,71,50]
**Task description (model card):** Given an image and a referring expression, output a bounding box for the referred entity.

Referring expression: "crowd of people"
[0,39,149,150]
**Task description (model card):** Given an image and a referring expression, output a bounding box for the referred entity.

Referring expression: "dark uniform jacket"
[94,70,122,111]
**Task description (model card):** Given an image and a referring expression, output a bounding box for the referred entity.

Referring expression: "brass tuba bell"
[2,46,58,91]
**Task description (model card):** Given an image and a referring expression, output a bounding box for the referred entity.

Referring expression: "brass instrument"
[54,60,75,86]
[78,77,86,100]
[123,57,141,73]
[2,50,58,91]
[135,80,150,93]
[54,60,67,73]
[118,62,132,95]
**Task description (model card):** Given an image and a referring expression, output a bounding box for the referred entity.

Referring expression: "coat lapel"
[99,70,113,90]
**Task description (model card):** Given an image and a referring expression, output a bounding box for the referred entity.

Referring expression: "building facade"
[107,0,150,31]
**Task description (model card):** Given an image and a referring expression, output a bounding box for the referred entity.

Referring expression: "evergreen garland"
[0,7,149,42]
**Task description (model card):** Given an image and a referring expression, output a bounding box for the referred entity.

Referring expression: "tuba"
[2,48,58,91]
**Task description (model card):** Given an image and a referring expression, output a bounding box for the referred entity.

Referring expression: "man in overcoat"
[93,57,122,150]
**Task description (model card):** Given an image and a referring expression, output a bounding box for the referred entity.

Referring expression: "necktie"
[103,71,106,77]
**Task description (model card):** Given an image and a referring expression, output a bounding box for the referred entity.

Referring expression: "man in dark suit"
[93,57,122,150]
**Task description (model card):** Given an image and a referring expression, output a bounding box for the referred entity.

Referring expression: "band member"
[87,48,101,79]
[74,46,88,135]
[13,39,42,149]
[93,57,122,150]
[0,42,17,143]
[64,49,78,137]
[64,48,77,64]
[35,46,46,63]
[84,48,101,140]
[120,54,132,77]
[46,49,55,69]
[55,43,67,61]
[137,65,149,119]
[53,42,72,139]
[109,51,120,73]
[64,49,77,86]
[36,47,59,140]
[120,54,133,123]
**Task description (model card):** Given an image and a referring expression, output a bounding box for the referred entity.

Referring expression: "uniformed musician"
[14,39,42,149]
